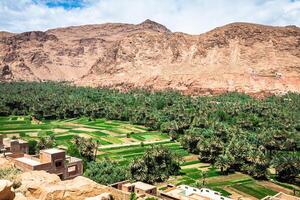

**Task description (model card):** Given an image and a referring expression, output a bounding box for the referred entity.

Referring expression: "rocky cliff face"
[0,20,299,96]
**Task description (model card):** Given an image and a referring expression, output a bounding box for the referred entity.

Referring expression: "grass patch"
[181,160,201,166]
[231,182,277,199]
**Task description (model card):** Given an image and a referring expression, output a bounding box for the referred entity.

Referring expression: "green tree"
[272,153,300,182]
[27,140,38,155]
[197,136,223,163]
[215,153,233,174]
[129,145,181,184]
[37,136,55,151]
[72,136,97,161]
[84,159,127,185]
[129,192,137,200]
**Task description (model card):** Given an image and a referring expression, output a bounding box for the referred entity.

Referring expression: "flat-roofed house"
[3,138,29,154]
[160,185,232,200]
[12,148,83,180]
[112,180,158,198]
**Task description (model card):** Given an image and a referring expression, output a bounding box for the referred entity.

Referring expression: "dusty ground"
[0,157,13,169]
[206,172,251,184]
[53,128,69,133]
[181,163,210,169]
[73,127,99,132]
[183,155,199,162]
[258,181,297,195]
[78,133,94,138]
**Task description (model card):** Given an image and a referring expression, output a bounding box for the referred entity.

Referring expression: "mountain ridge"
[0,20,299,96]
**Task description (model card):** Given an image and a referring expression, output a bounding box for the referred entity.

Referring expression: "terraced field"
[98,141,190,166]
[0,116,169,147]
[163,159,292,199]
[1,116,298,199]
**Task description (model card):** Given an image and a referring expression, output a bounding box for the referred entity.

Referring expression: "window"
[128,187,133,192]
[68,166,76,173]
[55,160,63,168]
[193,189,197,192]
[206,190,209,192]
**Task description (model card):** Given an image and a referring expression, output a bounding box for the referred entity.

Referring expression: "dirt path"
[206,172,251,184]
[181,163,210,169]
[98,139,170,149]
[183,155,199,161]
[258,181,295,195]
[0,129,42,133]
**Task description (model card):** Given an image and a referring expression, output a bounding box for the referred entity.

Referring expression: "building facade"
[1,136,29,154]
[111,180,158,198]
[9,148,83,180]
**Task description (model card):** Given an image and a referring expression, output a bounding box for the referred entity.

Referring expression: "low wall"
[13,159,34,172]
[106,187,131,200]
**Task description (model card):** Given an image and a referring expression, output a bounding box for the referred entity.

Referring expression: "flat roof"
[164,188,210,200]
[42,148,65,154]
[18,139,28,144]
[66,156,82,163]
[133,181,156,191]
[123,183,134,187]
[15,157,41,166]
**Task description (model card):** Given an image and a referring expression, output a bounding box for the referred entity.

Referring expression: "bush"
[28,140,38,155]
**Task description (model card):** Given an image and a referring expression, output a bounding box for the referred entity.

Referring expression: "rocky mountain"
[0,20,299,96]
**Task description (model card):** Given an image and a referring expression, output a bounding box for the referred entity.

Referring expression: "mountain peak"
[138,19,171,33]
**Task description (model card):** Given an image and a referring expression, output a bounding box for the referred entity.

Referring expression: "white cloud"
[0,0,299,34]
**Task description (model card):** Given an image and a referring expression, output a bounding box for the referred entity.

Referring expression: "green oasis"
[0,82,299,197]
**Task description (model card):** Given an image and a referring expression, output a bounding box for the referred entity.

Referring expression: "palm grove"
[0,82,299,185]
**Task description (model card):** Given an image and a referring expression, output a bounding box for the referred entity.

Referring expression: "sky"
[0,0,299,34]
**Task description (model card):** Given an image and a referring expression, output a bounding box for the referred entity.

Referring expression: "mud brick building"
[9,148,83,180]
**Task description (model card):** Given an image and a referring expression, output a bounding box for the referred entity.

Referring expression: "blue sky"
[0,0,299,33]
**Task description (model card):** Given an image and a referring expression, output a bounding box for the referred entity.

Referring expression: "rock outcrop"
[0,157,14,169]
[14,171,128,200]
[0,20,300,96]
[0,180,15,200]
[16,171,103,200]
[85,193,113,200]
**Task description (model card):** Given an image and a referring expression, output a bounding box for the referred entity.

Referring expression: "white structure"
[178,185,231,200]
[161,184,232,200]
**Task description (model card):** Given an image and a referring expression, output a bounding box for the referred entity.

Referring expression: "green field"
[98,141,189,166]
[0,116,170,147]
[232,182,277,199]
[0,116,296,199]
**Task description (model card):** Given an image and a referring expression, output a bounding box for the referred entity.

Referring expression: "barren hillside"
[0,20,299,96]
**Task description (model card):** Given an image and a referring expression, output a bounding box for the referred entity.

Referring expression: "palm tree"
[215,154,232,174]
[272,152,300,182]
[37,136,55,151]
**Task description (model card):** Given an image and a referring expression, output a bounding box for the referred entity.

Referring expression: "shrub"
[0,168,21,188]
